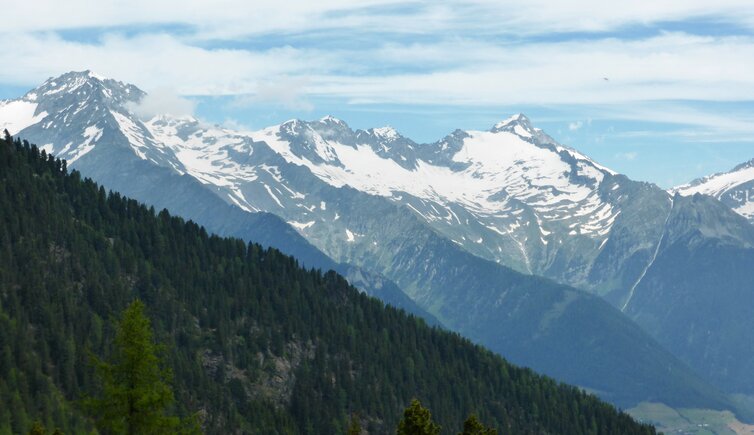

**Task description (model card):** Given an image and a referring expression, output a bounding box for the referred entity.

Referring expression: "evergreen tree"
[27,422,63,435]
[347,413,362,435]
[28,421,47,435]
[397,399,440,435]
[85,300,191,434]
[458,415,496,435]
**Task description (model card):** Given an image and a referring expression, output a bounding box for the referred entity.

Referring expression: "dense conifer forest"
[0,131,656,434]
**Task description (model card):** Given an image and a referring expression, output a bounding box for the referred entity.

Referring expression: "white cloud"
[221,118,252,131]
[569,121,584,131]
[322,33,754,106]
[232,77,314,111]
[0,32,335,95]
[5,30,754,110]
[127,88,196,119]
[614,151,639,161]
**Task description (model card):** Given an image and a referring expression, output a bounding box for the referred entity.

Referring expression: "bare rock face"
[202,339,315,408]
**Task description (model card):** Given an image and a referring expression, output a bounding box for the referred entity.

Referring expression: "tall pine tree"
[85,300,196,434]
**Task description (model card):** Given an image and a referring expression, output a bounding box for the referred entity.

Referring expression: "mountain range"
[2,71,753,413]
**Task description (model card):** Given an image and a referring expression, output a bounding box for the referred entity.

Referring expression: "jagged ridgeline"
[0,134,655,434]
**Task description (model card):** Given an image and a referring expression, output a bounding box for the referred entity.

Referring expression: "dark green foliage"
[28,421,47,435]
[0,133,656,434]
[26,421,64,435]
[458,415,497,435]
[397,399,440,435]
[347,414,362,435]
[85,300,197,434]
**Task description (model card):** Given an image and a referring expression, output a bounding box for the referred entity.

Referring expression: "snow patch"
[111,110,150,160]
[674,161,754,221]
[66,124,103,164]
[493,113,525,129]
[264,184,285,208]
[675,165,754,198]
[372,126,400,140]
[0,100,47,134]
[514,125,531,138]
[289,220,315,230]
[345,229,356,242]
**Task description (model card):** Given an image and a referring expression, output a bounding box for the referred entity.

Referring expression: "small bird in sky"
[603,77,609,81]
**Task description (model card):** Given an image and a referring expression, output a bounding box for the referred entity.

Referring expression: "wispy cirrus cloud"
[7,0,754,36]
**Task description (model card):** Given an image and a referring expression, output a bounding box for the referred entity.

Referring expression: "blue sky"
[2,0,754,187]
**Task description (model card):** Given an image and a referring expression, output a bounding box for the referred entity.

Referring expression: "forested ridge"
[0,132,656,434]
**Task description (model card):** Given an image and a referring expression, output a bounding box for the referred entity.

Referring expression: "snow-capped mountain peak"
[243,112,625,276]
[318,114,347,125]
[674,157,754,222]
[1,74,630,289]
[493,113,529,129]
[28,70,143,107]
[0,70,133,136]
[0,71,183,167]
[148,113,200,125]
[33,70,103,95]
[370,126,401,141]
[733,158,754,173]
[491,113,537,138]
